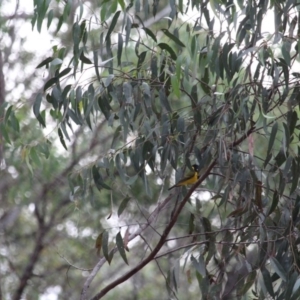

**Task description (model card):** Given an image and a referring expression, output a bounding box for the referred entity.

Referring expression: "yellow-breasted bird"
[168,164,200,190]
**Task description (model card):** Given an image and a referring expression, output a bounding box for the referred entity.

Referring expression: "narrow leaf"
[105,11,121,41]
[95,232,103,255]
[254,180,263,211]
[36,57,53,69]
[157,43,177,60]
[118,0,125,10]
[116,231,128,264]
[171,75,180,98]
[268,190,279,216]
[58,128,68,150]
[123,82,132,104]
[161,29,185,47]
[117,33,123,66]
[191,255,206,277]
[47,9,54,29]
[58,67,72,78]
[102,231,111,263]
[33,93,46,127]
[137,51,147,72]
[262,268,275,298]
[159,88,172,112]
[92,165,111,191]
[118,196,131,217]
[270,257,287,282]
[44,77,57,91]
[79,52,92,64]
[267,122,278,155]
[142,27,157,42]
[5,105,13,124]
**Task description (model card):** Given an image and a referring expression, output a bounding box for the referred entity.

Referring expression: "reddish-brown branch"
[89,126,256,300]
[89,159,216,300]
[12,227,46,300]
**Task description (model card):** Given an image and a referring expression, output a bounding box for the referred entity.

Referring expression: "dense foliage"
[2,0,300,299]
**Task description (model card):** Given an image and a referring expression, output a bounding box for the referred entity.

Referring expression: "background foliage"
[2,0,300,299]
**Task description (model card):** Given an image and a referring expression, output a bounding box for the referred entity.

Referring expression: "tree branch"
[80,193,173,300]
[88,159,216,300]
[86,126,256,300]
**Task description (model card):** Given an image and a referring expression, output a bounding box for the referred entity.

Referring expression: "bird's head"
[192,164,200,172]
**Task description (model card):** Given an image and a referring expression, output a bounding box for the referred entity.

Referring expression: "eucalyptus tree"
[3,0,300,299]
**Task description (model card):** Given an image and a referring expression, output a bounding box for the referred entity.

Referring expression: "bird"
[168,164,200,190]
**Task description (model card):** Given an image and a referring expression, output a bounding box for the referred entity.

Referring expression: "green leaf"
[5,105,13,125]
[79,52,92,64]
[125,15,131,46]
[201,67,210,95]
[159,88,172,112]
[102,231,111,263]
[268,190,279,216]
[92,165,111,191]
[137,51,147,72]
[93,50,101,82]
[289,111,298,136]
[36,0,49,33]
[10,112,19,132]
[56,15,64,33]
[62,84,72,100]
[117,196,131,217]
[25,153,34,175]
[72,21,81,46]
[116,231,128,264]
[152,0,158,16]
[171,75,180,98]
[116,153,127,183]
[161,29,185,47]
[47,9,53,29]
[36,57,53,69]
[52,86,62,103]
[282,122,290,154]
[292,195,300,222]
[188,213,195,234]
[157,43,177,60]
[79,1,84,19]
[267,122,278,155]
[30,147,42,167]
[33,93,46,127]
[109,0,118,15]
[292,277,300,298]
[105,11,121,42]
[238,271,256,296]
[282,41,291,66]
[0,124,11,144]
[118,0,125,10]
[142,27,157,42]
[60,122,70,141]
[191,255,206,277]
[57,67,72,78]
[67,108,82,125]
[270,257,287,282]
[37,141,50,159]
[117,33,123,66]
[58,128,68,150]
[104,75,114,87]
[98,95,112,120]
[44,77,58,92]
[124,174,138,185]
[261,268,275,298]
[123,82,133,104]
[111,125,122,148]
[290,159,299,195]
